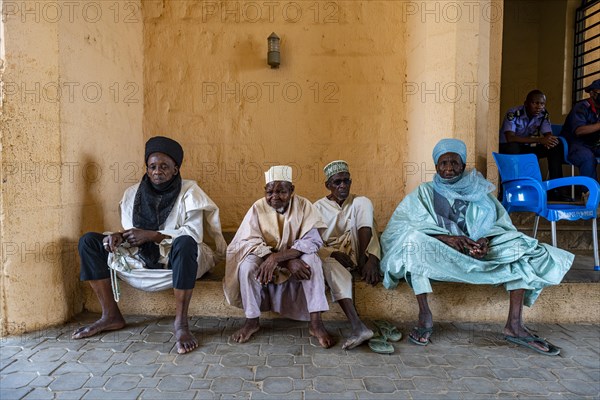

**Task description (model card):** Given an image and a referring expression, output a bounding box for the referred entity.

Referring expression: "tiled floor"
[1,315,599,399]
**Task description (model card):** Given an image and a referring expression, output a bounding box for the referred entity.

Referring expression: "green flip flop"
[368,337,394,354]
[505,335,560,356]
[373,320,403,342]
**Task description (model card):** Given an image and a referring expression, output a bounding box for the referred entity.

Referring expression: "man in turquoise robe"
[380,139,574,356]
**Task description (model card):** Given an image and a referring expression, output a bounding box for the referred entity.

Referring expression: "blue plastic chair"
[493,152,600,271]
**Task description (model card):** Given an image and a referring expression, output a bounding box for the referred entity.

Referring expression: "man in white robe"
[314,160,381,349]
[224,166,334,348]
[74,136,227,354]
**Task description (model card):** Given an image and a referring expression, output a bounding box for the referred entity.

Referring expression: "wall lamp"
[267,32,280,69]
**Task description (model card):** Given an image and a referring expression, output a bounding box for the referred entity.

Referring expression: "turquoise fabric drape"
[380,182,574,307]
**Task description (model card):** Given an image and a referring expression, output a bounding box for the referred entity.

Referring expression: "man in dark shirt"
[562,79,600,182]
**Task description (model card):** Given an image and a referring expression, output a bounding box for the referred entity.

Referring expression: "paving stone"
[351,365,400,379]
[293,355,312,365]
[401,354,433,368]
[140,388,197,399]
[193,390,218,399]
[190,379,212,389]
[205,365,254,379]
[304,365,352,378]
[52,361,111,376]
[508,377,556,395]
[104,363,160,377]
[363,376,397,393]
[262,377,294,394]
[559,379,600,396]
[22,388,53,399]
[241,380,261,392]
[356,391,411,399]
[260,344,303,356]
[78,349,114,364]
[105,375,142,391]
[293,379,313,390]
[412,376,452,394]
[157,375,193,391]
[29,375,54,388]
[48,373,91,391]
[54,388,90,399]
[29,348,68,363]
[393,379,416,391]
[408,390,461,400]
[305,389,356,399]
[551,366,598,380]
[220,353,249,367]
[210,377,243,394]
[460,377,501,394]
[1,371,38,388]
[266,354,294,367]
[156,362,207,378]
[313,376,346,393]
[0,388,34,399]
[252,392,303,400]
[312,354,341,367]
[83,389,143,399]
[126,349,160,365]
[446,366,498,379]
[255,366,303,380]
[344,378,365,390]
[83,376,110,388]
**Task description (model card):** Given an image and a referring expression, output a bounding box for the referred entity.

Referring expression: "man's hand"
[435,234,478,254]
[256,254,279,285]
[286,258,312,280]
[103,233,124,253]
[122,228,162,247]
[331,251,355,269]
[469,238,490,259]
[360,256,380,286]
[539,135,559,149]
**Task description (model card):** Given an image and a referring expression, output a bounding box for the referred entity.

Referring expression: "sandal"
[505,334,560,356]
[408,326,433,346]
[368,337,394,354]
[373,320,403,342]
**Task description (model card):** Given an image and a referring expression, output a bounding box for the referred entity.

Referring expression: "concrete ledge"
[83,279,600,324]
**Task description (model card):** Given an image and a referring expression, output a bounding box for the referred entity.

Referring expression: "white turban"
[265,165,293,184]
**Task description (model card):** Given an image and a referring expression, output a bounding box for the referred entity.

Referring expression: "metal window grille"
[573,0,600,103]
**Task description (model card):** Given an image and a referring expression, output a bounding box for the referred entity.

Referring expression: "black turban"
[144,136,184,166]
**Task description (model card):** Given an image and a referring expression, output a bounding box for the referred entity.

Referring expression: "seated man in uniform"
[562,79,600,186]
[224,166,334,348]
[499,89,567,200]
[313,160,380,349]
[74,136,227,354]
[380,139,574,356]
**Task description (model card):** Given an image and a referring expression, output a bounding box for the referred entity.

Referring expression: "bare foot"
[71,316,126,339]
[175,323,198,354]
[309,321,335,349]
[231,318,260,343]
[342,326,374,350]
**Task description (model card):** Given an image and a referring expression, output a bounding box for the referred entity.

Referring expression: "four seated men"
[76,134,580,357]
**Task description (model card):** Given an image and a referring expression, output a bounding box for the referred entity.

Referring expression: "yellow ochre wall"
[1,0,143,335]
[1,0,502,335]
[143,0,502,231]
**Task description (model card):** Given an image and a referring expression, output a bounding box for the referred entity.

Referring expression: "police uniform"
[562,99,600,181]
[499,105,564,180]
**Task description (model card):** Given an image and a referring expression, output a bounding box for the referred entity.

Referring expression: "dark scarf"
[132,174,182,268]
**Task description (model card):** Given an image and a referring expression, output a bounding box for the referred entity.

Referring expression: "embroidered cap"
[323,160,349,181]
[265,166,293,184]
